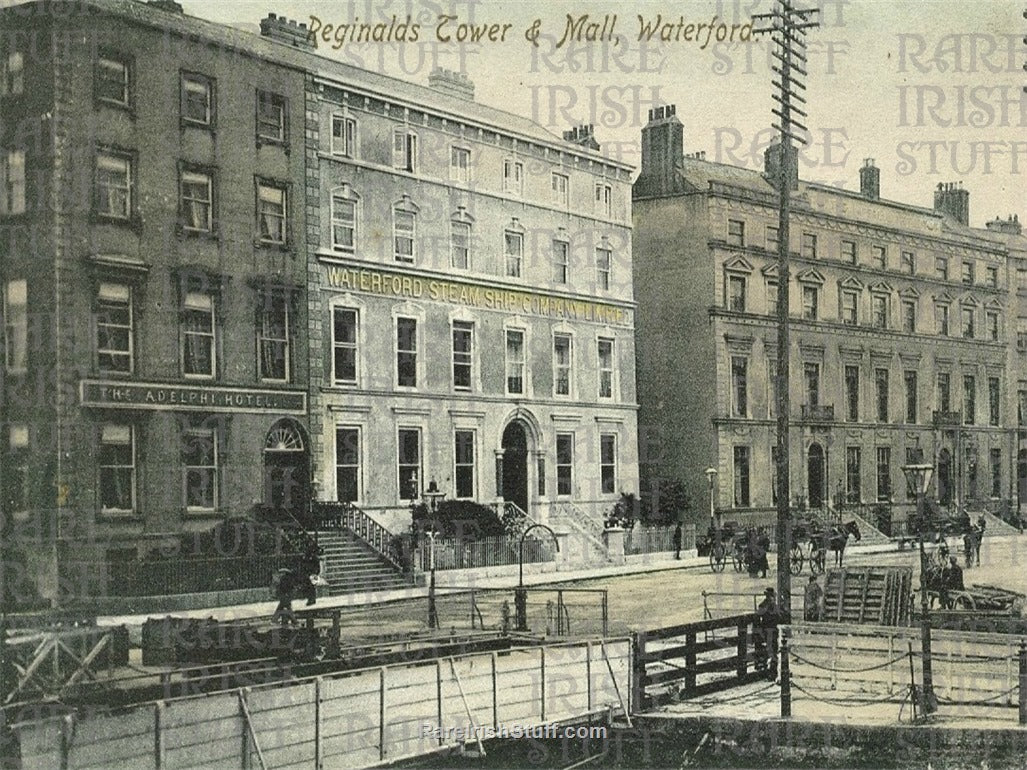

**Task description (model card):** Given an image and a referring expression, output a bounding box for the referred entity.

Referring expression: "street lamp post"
[704,467,718,531]
[902,461,938,717]
[423,479,445,630]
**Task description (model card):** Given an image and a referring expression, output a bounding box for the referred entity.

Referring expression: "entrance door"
[263,421,310,521]
[807,443,825,508]
[937,448,952,506]
[501,421,529,514]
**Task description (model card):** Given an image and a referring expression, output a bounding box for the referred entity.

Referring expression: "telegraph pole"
[753,1,819,618]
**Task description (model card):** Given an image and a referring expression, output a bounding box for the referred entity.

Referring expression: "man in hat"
[803,575,824,621]
[754,587,780,678]
[271,568,298,625]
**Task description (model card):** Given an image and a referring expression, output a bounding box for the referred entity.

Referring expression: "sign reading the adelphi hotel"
[79,380,307,414]
[324,265,633,327]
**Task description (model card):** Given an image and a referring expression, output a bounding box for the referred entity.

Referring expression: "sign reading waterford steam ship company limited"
[79,380,307,414]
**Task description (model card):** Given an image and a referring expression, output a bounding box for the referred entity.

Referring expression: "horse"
[811,519,861,568]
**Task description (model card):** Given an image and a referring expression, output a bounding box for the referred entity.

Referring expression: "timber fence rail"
[10,637,632,769]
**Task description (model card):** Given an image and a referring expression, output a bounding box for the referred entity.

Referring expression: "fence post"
[378,667,387,762]
[684,631,697,697]
[736,620,748,678]
[1019,640,1026,726]
[491,652,499,728]
[602,591,609,637]
[154,702,165,770]
[780,636,791,718]
[314,677,323,770]
[539,646,546,722]
[631,631,647,712]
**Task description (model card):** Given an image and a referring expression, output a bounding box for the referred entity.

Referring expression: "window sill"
[176,224,219,240]
[184,508,221,517]
[253,239,292,254]
[92,212,142,232]
[95,99,135,118]
[95,369,136,378]
[181,120,215,132]
[256,138,290,155]
[98,512,144,523]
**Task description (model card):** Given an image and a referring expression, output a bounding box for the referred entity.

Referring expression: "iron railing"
[624,524,696,555]
[413,534,555,571]
[314,501,403,570]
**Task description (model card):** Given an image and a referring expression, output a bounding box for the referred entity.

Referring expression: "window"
[1021,390,1027,426]
[801,232,817,258]
[331,193,356,252]
[556,433,573,496]
[876,447,891,501]
[258,291,290,382]
[2,51,23,96]
[902,299,916,332]
[99,425,135,513]
[840,289,858,325]
[598,337,615,399]
[393,206,416,263]
[905,447,920,499]
[450,146,471,182]
[767,358,778,418]
[733,446,750,507]
[506,329,525,394]
[3,279,27,372]
[451,220,471,269]
[845,446,862,503]
[766,226,779,252]
[841,240,857,264]
[182,291,216,378]
[844,365,859,421]
[986,311,999,341]
[904,371,917,423]
[596,246,612,290]
[731,356,748,417]
[871,294,888,329]
[990,448,1002,497]
[801,285,818,320]
[937,372,951,412]
[331,114,356,157]
[935,256,949,280]
[963,375,976,424]
[596,183,612,216]
[872,246,886,269]
[875,368,889,422]
[396,317,417,387]
[1,149,26,215]
[181,73,213,126]
[183,427,218,511]
[504,230,523,277]
[257,181,287,245]
[766,281,779,314]
[392,128,417,172]
[553,333,572,397]
[96,54,130,107]
[961,306,974,339]
[256,90,286,143]
[96,152,132,220]
[1019,332,1027,352]
[986,266,998,288]
[332,307,358,385]
[452,321,473,390]
[551,172,569,206]
[600,434,617,494]
[335,427,360,502]
[988,377,1000,426]
[503,159,523,195]
[397,428,420,501]
[961,260,974,285]
[180,169,213,232]
[901,250,915,274]
[803,362,820,407]
[96,283,132,373]
[727,219,745,246]
[728,275,746,312]
[553,239,569,284]
[935,303,949,335]
[454,430,476,499]
[5,425,28,514]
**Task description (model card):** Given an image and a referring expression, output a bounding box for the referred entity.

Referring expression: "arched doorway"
[1018,448,1027,507]
[807,443,825,509]
[263,420,310,519]
[501,421,529,514]
[937,448,952,506]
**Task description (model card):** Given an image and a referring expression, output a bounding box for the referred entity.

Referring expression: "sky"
[184,1,1022,226]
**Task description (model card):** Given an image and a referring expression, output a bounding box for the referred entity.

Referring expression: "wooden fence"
[12,638,631,769]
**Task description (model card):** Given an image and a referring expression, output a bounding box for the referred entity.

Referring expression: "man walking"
[673,522,683,560]
[754,587,781,679]
[803,575,823,621]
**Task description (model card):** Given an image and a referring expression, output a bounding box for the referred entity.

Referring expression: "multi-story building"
[634,105,1020,528]
[0,0,638,604]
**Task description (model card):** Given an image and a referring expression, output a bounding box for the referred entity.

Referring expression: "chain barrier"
[789,679,904,707]
[935,685,1019,706]
[788,648,907,673]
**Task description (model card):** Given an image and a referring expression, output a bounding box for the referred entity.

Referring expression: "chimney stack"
[933,182,970,226]
[427,68,475,100]
[763,142,798,191]
[636,105,684,197]
[859,158,880,200]
[984,213,1022,235]
[562,124,600,151]
[260,13,316,49]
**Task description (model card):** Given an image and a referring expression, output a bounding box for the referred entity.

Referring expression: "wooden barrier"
[11,638,631,769]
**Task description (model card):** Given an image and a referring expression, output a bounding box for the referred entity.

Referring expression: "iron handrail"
[315,501,403,570]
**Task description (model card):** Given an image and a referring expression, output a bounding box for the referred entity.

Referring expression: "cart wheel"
[789,543,804,575]
[810,548,826,576]
[709,543,727,573]
[953,593,975,611]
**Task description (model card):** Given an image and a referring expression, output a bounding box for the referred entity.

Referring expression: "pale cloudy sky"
[189,1,1024,225]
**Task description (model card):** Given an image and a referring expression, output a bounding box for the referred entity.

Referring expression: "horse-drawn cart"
[945,584,1025,613]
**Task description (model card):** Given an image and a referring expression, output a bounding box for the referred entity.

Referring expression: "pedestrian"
[803,575,823,621]
[673,522,683,560]
[976,515,986,564]
[941,556,964,609]
[757,530,771,579]
[271,567,298,625]
[963,529,976,569]
[754,587,780,679]
[300,540,323,606]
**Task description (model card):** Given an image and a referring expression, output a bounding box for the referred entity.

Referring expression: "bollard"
[1019,640,1026,726]
[780,637,791,717]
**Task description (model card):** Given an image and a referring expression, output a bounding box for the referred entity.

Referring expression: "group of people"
[961,513,986,568]
[746,529,772,579]
[271,540,325,625]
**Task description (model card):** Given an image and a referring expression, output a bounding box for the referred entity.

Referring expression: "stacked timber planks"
[822,567,912,626]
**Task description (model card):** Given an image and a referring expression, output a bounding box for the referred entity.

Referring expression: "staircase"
[549,502,608,565]
[824,504,891,546]
[822,566,913,625]
[966,508,1021,537]
[317,530,410,596]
